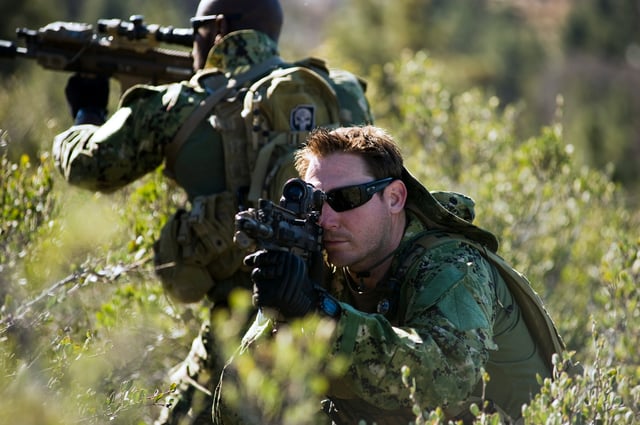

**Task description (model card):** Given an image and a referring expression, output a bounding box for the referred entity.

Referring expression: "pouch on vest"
[153,191,243,303]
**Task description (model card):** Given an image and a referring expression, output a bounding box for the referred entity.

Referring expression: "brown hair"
[295,126,404,180]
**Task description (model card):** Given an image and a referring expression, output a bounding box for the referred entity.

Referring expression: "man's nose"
[318,203,339,230]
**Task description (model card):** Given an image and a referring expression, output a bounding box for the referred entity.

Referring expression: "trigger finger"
[251,265,276,281]
[244,249,267,267]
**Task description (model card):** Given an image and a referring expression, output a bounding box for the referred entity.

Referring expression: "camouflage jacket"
[52,30,373,201]
[237,213,550,424]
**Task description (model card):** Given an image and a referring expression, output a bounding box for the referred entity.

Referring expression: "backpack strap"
[247,133,290,202]
[163,56,284,179]
[243,65,341,202]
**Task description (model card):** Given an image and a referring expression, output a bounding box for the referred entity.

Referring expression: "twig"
[0,256,151,335]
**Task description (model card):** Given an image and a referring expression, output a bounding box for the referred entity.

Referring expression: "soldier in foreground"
[216,126,580,424]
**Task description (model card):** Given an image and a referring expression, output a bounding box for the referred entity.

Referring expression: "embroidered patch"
[290,105,315,131]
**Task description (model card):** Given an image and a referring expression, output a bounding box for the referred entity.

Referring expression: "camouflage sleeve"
[52,81,205,192]
[330,240,498,411]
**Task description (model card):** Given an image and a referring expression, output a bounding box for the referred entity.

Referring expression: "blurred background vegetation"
[1,0,639,424]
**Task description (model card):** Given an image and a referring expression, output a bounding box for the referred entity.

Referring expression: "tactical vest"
[406,230,578,375]
[154,57,371,304]
[400,167,581,377]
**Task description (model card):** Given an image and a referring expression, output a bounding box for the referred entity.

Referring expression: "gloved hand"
[65,73,109,124]
[244,250,318,318]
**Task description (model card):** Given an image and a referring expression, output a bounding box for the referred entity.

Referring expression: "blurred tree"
[321,0,546,107]
[279,0,342,58]
[564,0,640,59]
[320,0,640,199]
[549,0,640,197]
[0,0,58,76]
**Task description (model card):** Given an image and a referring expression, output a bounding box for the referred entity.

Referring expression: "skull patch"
[290,105,315,131]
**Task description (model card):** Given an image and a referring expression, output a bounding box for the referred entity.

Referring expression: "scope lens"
[283,179,306,201]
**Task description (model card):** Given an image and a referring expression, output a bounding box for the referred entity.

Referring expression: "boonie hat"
[401,167,499,253]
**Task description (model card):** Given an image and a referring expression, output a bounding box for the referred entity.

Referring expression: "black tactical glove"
[245,250,318,318]
[65,73,109,124]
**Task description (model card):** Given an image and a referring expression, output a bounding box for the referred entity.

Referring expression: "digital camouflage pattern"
[322,213,550,423]
[205,30,278,71]
[430,191,476,223]
[221,213,550,424]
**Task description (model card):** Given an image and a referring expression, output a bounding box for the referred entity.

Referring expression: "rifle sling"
[163,56,283,179]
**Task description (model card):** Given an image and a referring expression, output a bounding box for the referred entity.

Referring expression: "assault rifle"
[0,15,195,90]
[234,178,325,280]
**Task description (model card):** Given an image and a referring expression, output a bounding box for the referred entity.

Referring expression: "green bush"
[0,158,203,425]
[1,50,639,424]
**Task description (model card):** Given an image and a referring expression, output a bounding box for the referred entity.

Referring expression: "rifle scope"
[96,15,193,47]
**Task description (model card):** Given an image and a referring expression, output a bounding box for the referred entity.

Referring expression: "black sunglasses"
[323,177,395,212]
[190,13,243,30]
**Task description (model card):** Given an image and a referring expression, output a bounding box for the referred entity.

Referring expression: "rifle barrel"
[0,17,195,87]
[0,40,27,58]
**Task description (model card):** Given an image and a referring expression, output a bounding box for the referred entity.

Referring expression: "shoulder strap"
[243,65,340,202]
[163,57,284,179]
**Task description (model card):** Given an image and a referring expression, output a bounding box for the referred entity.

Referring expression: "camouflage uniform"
[217,211,551,424]
[318,213,550,423]
[52,30,373,425]
[53,31,371,198]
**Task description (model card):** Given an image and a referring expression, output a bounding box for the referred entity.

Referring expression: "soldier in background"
[52,0,373,423]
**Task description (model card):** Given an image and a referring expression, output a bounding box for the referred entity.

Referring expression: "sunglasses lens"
[191,13,243,30]
[324,177,394,213]
[327,186,368,212]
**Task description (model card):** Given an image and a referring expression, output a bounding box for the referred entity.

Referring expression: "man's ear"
[214,14,229,41]
[387,180,407,212]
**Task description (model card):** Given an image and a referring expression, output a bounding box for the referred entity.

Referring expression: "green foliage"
[547,58,640,195]
[0,152,56,300]
[317,0,640,198]
[2,46,640,424]
[1,2,639,424]
[322,0,546,106]
[522,340,638,424]
[564,0,640,59]
[0,69,68,161]
[116,167,186,259]
[212,304,347,425]
[0,155,203,424]
[374,51,640,355]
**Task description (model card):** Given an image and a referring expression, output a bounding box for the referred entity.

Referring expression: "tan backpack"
[155,58,351,303]
[164,57,343,206]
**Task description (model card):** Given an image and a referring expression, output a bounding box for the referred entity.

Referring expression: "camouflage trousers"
[154,320,220,425]
[153,271,254,425]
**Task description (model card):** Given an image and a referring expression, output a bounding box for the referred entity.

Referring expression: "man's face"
[193,25,215,71]
[303,152,396,272]
[192,12,230,71]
